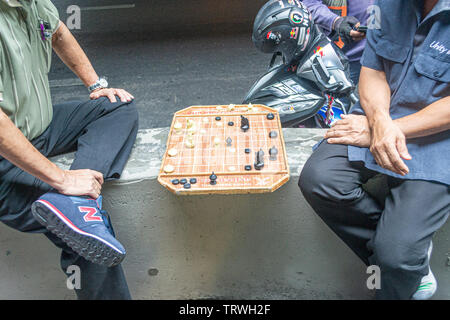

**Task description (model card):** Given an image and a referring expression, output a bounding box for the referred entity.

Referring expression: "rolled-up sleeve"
[302,0,339,35]
[360,28,384,71]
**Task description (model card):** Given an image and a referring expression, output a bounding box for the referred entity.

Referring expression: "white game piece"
[164,165,174,173]
[187,125,197,135]
[248,103,254,111]
[241,106,249,112]
[228,104,236,111]
[214,137,221,146]
[228,166,237,172]
[186,119,195,129]
[174,122,182,131]
[168,148,178,157]
[216,122,223,127]
[185,138,195,149]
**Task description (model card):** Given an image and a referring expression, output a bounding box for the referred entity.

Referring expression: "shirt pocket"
[413,53,450,100]
[33,22,53,74]
[414,53,450,83]
[375,37,410,87]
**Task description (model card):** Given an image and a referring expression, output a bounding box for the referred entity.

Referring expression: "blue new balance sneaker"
[31,192,126,267]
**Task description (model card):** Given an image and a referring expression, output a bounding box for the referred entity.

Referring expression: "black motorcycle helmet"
[253,0,315,64]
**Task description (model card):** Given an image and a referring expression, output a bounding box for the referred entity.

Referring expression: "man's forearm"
[52,22,98,88]
[0,111,65,188]
[395,96,450,139]
[359,67,392,126]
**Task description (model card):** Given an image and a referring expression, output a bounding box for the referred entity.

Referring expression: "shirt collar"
[428,0,450,16]
[413,0,450,25]
[3,0,23,7]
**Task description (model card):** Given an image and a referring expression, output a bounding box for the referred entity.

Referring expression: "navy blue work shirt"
[348,0,450,186]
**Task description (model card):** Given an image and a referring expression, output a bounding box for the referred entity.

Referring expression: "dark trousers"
[0,97,139,299]
[299,142,449,300]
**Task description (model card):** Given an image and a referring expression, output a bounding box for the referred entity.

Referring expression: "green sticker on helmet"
[290,11,303,24]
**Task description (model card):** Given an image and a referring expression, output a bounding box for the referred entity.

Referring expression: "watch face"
[99,78,108,88]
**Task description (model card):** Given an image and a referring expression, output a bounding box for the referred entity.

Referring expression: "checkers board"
[158,104,290,195]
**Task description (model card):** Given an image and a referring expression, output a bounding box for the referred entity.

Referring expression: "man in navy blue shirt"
[299,0,449,299]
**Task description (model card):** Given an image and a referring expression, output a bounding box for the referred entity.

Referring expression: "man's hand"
[54,169,104,199]
[90,88,134,103]
[333,17,366,44]
[325,114,371,147]
[370,118,412,176]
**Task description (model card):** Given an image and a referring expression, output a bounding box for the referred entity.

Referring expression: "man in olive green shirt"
[0,0,138,299]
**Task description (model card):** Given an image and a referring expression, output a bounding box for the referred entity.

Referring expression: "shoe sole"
[31,200,125,267]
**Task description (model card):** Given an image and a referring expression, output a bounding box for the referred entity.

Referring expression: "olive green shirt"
[0,0,60,140]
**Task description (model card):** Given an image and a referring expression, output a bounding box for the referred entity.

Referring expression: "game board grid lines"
[159,105,290,194]
[163,116,287,175]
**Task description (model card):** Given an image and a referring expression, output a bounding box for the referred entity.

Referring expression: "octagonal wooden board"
[158,104,290,195]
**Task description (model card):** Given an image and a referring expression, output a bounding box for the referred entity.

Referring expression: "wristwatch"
[88,77,108,93]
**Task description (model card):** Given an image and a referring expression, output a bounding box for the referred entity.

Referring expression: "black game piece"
[267,113,275,120]
[269,146,278,161]
[210,172,217,185]
[245,148,251,154]
[226,137,232,147]
[215,116,222,121]
[269,131,278,139]
[180,178,188,185]
[171,179,180,185]
[245,165,252,171]
[228,121,234,126]
[240,115,250,132]
[190,178,197,184]
[183,183,191,189]
[254,149,265,171]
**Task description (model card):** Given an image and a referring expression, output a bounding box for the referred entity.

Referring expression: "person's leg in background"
[0,97,138,299]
